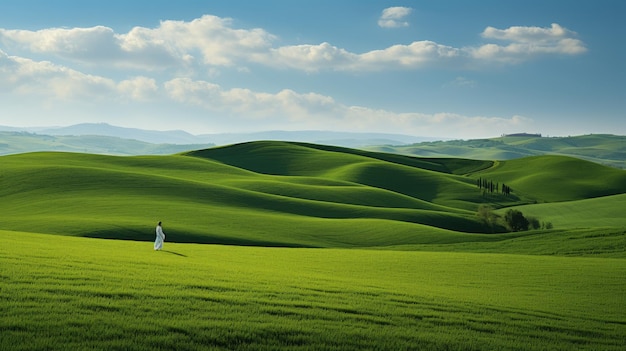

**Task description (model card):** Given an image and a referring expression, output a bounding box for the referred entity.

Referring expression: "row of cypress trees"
[476,177,512,195]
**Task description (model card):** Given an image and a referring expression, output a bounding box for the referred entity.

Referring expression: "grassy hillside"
[506,194,626,229]
[0,141,624,248]
[383,227,626,258]
[2,230,625,351]
[369,134,626,169]
[475,155,626,203]
[0,153,471,247]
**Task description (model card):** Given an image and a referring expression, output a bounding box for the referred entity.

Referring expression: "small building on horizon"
[502,133,542,138]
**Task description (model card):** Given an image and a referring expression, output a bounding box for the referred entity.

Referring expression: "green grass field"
[1,141,625,350]
[2,231,625,351]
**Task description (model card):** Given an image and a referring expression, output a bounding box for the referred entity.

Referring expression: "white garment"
[154,225,165,250]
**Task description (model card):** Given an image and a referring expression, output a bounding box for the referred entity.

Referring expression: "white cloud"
[378,7,413,28]
[483,23,572,43]
[150,15,274,66]
[256,42,357,72]
[0,17,585,74]
[472,23,587,63]
[359,41,460,68]
[0,25,115,56]
[257,40,460,72]
[162,76,532,137]
[255,23,582,71]
[0,15,274,70]
[117,77,158,101]
[1,49,533,137]
[164,77,337,120]
[0,49,116,99]
[0,25,179,69]
[0,49,159,102]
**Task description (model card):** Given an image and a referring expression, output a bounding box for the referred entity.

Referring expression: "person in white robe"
[154,221,165,250]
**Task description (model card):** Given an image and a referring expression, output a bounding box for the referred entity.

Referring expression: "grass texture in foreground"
[1,231,625,351]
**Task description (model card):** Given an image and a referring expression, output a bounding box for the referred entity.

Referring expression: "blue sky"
[0,0,623,139]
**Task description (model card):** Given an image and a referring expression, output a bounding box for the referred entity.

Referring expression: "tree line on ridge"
[477,177,511,195]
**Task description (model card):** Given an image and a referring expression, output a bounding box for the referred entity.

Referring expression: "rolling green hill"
[505,194,626,229]
[474,155,626,203]
[0,141,624,248]
[368,134,626,169]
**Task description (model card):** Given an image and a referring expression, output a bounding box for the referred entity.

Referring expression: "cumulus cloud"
[150,15,274,66]
[0,25,179,69]
[257,40,460,72]
[0,49,115,99]
[471,23,587,63]
[0,49,159,101]
[483,23,574,43]
[164,77,337,120]
[117,77,158,101]
[0,16,585,73]
[378,7,413,28]
[254,23,582,71]
[1,48,533,137]
[359,41,460,68]
[255,42,358,72]
[163,76,532,136]
[0,15,274,70]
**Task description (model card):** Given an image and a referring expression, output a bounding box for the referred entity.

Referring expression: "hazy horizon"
[1,0,623,139]
[5,121,618,141]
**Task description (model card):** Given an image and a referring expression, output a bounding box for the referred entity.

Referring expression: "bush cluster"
[477,206,553,232]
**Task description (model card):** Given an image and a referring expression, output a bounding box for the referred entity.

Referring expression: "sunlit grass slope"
[476,155,626,202]
[2,230,625,351]
[507,194,626,229]
[186,141,496,211]
[187,141,493,175]
[383,228,626,258]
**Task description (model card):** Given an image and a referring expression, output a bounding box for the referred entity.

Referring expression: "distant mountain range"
[0,123,623,168]
[0,123,436,155]
[0,131,214,156]
[2,123,433,145]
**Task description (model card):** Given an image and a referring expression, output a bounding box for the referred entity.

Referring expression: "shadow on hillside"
[81,229,316,248]
[161,250,187,257]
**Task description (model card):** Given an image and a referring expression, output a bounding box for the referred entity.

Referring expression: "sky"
[0,0,624,139]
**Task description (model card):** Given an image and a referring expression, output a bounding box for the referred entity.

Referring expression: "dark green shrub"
[527,216,541,230]
[504,209,529,232]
